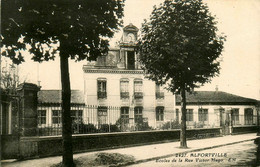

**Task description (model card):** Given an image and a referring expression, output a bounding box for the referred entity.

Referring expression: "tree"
[1,0,125,166]
[1,60,20,94]
[137,0,225,148]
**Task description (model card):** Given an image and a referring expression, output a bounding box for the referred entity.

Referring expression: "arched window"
[156,106,164,121]
[155,84,164,99]
[97,78,107,99]
[134,106,143,123]
[120,107,129,123]
[134,79,143,99]
[120,78,129,99]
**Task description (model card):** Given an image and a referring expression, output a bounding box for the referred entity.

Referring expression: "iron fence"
[37,104,152,136]
[37,104,259,136]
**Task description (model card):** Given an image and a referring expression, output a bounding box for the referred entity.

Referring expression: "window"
[198,108,208,122]
[244,108,253,125]
[231,108,239,125]
[98,106,108,124]
[176,109,179,123]
[52,110,61,124]
[155,84,164,99]
[134,79,143,99]
[71,110,83,124]
[97,79,107,99]
[38,110,46,125]
[186,109,193,122]
[127,51,135,70]
[134,107,143,123]
[156,107,164,121]
[120,79,129,98]
[121,107,129,123]
[214,109,221,126]
[218,108,225,126]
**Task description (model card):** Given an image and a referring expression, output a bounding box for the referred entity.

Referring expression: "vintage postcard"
[1,0,259,166]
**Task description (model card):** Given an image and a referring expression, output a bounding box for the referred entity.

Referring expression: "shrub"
[193,122,204,128]
[161,120,181,130]
[135,119,152,131]
[115,118,130,132]
[97,124,120,133]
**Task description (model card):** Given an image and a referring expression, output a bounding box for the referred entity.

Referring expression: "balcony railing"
[98,92,107,99]
[134,92,143,99]
[120,92,129,99]
[156,92,164,99]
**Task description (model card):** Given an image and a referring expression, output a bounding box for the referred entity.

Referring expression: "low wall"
[3,127,258,160]
[1,135,19,159]
[16,128,221,159]
[232,125,258,134]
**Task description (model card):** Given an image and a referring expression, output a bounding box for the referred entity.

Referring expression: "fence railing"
[37,104,259,136]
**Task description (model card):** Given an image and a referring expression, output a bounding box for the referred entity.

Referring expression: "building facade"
[175,91,259,134]
[15,24,257,134]
[83,24,175,129]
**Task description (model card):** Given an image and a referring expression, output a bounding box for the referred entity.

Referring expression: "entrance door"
[127,51,135,70]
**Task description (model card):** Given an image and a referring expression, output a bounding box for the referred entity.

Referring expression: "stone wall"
[232,125,258,134]
[16,128,221,159]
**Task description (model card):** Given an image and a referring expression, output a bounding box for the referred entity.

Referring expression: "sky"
[7,0,260,100]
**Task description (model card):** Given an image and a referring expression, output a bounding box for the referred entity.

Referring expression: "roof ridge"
[176,91,257,103]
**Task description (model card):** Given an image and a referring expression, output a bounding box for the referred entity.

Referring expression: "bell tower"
[119,23,139,70]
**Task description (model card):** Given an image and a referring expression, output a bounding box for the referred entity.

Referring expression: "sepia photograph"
[1,0,260,166]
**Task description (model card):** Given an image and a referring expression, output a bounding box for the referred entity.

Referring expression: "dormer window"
[127,51,135,70]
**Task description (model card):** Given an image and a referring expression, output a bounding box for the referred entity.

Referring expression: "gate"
[1,94,21,159]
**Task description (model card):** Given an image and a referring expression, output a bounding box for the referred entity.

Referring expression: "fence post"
[108,106,111,133]
[257,103,260,136]
[17,83,40,136]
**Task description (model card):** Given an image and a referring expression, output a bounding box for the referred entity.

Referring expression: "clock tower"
[119,23,139,70]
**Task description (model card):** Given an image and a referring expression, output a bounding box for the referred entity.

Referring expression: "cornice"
[83,68,144,74]
[119,42,137,47]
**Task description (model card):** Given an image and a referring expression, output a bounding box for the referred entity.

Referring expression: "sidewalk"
[1,133,258,167]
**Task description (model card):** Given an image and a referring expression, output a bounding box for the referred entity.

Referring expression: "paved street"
[129,140,259,167]
[1,133,259,167]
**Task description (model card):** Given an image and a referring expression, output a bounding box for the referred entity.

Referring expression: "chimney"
[215,85,219,92]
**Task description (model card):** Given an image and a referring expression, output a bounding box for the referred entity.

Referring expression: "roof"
[123,23,139,32]
[176,91,257,105]
[38,90,84,104]
[38,90,257,106]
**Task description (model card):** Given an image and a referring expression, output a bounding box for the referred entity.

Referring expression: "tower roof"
[123,23,139,32]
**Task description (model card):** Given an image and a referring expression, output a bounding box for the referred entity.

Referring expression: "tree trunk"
[180,86,187,148]
[60,43,74,167]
